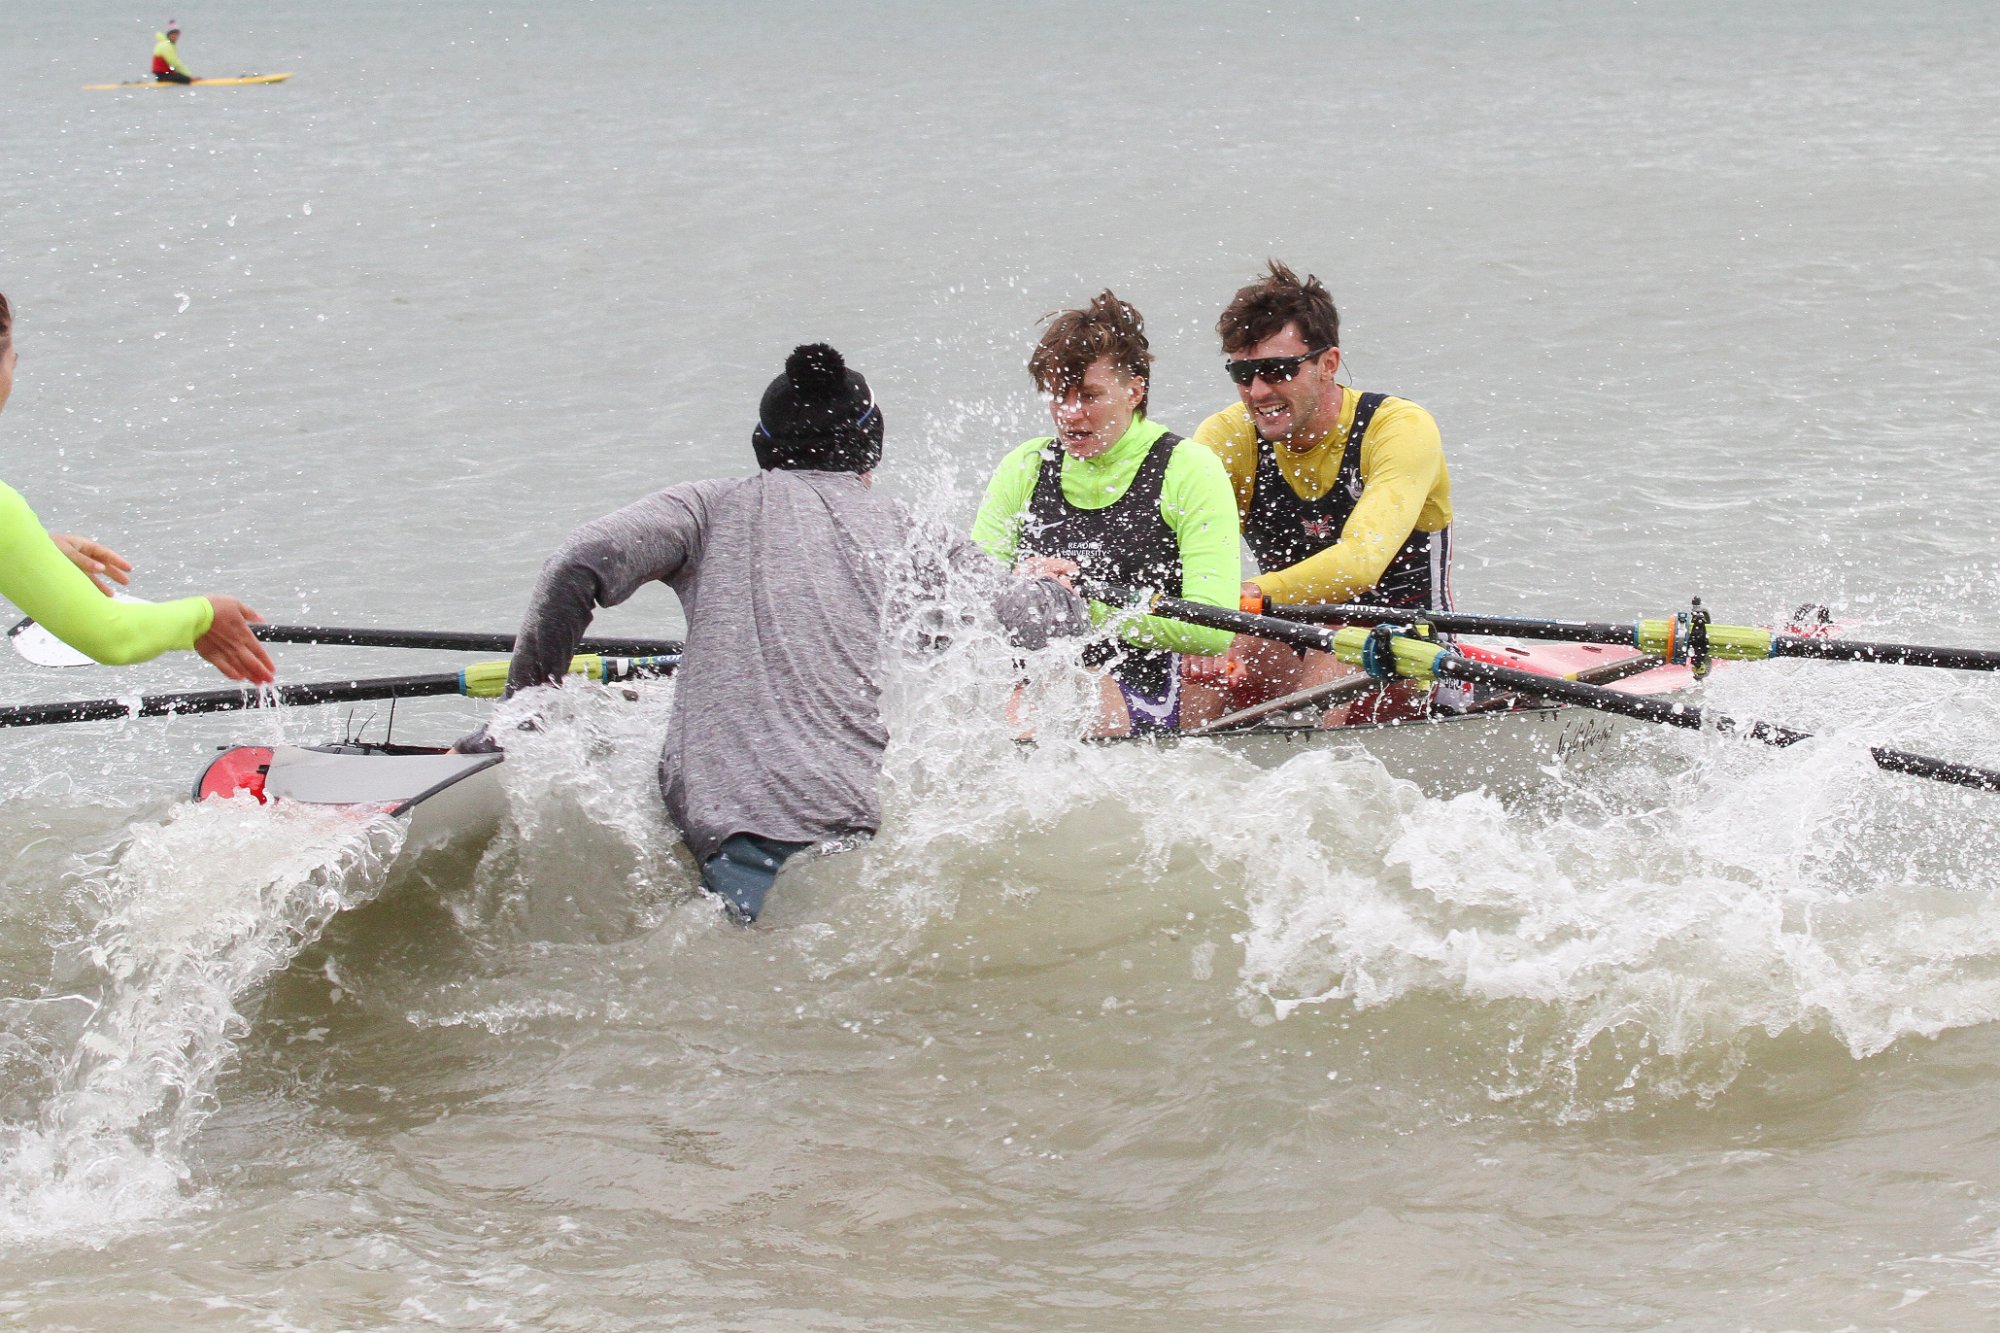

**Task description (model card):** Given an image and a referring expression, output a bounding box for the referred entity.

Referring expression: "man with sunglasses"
[1183,261,1455,723]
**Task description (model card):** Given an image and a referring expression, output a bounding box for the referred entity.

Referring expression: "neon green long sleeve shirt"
[0,482,213,664]
[153,33,191,76]
[971,416,1237,656]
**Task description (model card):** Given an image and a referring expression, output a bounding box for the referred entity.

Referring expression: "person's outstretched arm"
[0,483,272,681]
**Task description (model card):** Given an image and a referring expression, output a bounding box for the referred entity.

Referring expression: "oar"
[1252,598,2000,675]
[8,611,682,667]
[245,625,683,655]
[1095,586,2000,794]
[0,654,679,730]
[1185,674,1381,736]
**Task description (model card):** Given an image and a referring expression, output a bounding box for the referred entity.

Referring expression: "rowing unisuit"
[972,415,1238,680]
[1194,390,1453,608]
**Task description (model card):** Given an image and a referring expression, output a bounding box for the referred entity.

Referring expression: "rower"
[0,290,273,683]
[461,343,1085,924]
[152,23,194,83]
[1181,261,1457,726]
[970,290,1239,735]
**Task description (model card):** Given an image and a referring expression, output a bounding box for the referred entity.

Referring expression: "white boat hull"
[196,694,1641,849]
[1137,704,1639,796]
[194,742,506,852]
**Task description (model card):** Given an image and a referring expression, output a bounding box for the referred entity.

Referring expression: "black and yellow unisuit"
[1194,389,1453,610]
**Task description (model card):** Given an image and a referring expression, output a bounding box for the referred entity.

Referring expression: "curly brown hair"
[0,291,11,351]
[1028,289,1152,415]
[1216,260,1339,355]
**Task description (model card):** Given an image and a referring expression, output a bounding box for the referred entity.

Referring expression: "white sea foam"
[459,683,690,944]
[0,799,403,1248]
[842,620,2000,1117]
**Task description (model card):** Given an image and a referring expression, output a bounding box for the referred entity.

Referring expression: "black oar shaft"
[1284,604,2000,676]
[248,625,683,656]
[1428,648,2000,788]
[1869,747,2000,792]
[1772,636,2000,673]
[1103,593,1340,651]
[0,673,468,729]
[1414,651,1809,745]
[1275,602,1637,645]
[1109,587,2000,794]
[0,656,682,730]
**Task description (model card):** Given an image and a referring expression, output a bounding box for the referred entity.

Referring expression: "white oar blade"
[8,594,155,667]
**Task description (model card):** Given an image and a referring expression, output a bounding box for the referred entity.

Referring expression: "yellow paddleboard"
[83,72,293,90]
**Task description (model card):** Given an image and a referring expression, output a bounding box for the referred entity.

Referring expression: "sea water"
[2,1,1998,1327]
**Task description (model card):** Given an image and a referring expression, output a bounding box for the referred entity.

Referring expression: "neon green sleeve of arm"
[970,440,1049,566]
[0,484,214,664]
[1095,442,1238,656]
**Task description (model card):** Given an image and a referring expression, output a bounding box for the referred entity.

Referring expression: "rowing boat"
[187,640,1680,836]
[83,72,293,90]
[1136,701,1638,796]
[1104,638,1688,795]
[185,698,1632,840]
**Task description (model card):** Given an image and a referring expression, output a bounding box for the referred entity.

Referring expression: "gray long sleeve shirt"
[503,469,1087,862]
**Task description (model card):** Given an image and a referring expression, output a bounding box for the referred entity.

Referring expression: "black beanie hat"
[752,344,885,473]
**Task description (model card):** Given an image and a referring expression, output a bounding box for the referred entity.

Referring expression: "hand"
[50,533,134,596]
[195,595,276,684]
[454,718,539,752]
[1182,652,1234,684]
[1018,554,1081,591]
[1239,580,1264,613]
[1184,637,1250,686]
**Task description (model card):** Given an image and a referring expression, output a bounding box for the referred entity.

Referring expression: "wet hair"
[0,291,10,351]
[1216,260,1339,355]
[1028,289,1152,416]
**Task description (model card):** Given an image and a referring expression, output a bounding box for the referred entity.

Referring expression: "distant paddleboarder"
[152,22,194,83]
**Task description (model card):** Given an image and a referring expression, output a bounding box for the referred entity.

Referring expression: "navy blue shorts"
[700,833,811,923]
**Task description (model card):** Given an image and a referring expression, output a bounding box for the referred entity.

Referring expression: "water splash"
[460,684,691,943]
[0,798,404,1247]
[850,623,2000,1118]
[1222,676,2000,1115]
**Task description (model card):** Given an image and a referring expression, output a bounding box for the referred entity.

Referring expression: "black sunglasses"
[1225,346,1333,387]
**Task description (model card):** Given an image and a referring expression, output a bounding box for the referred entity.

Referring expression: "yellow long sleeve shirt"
[1192,391,1451,605]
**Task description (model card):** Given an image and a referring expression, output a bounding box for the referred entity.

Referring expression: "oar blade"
[6,620,95,669]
